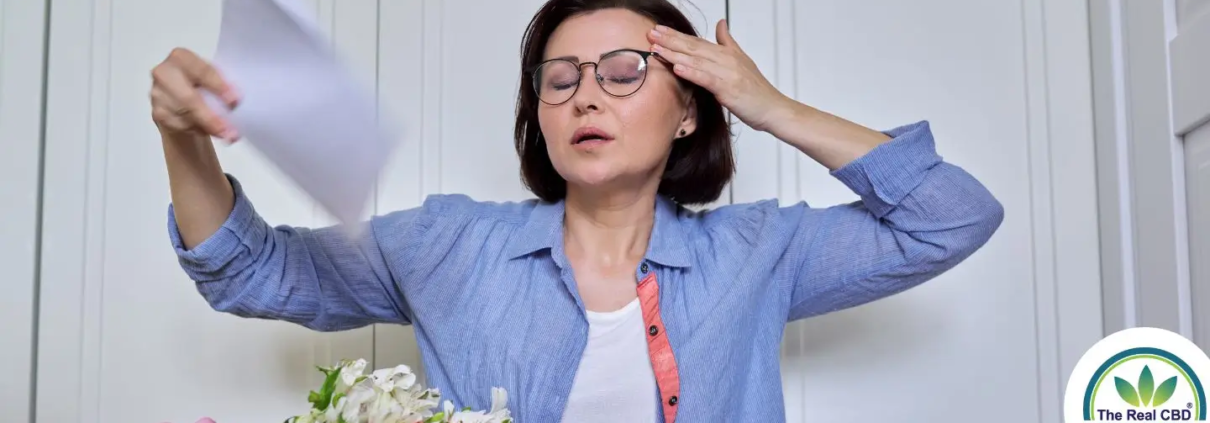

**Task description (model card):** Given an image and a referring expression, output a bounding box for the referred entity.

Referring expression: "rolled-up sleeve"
[167,174,418,331]
[781,121,1005,321]
[168,175,267,280]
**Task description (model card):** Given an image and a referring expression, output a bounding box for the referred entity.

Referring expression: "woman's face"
[537,8,696,196]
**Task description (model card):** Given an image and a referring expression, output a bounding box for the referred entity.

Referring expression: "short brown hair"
[513,0,734,206]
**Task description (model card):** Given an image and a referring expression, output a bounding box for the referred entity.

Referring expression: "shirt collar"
[504,195,693,268]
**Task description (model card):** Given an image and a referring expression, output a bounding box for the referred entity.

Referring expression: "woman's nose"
[571,67,605,112]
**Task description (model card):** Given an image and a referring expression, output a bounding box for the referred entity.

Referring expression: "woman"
[152,0,1003,421]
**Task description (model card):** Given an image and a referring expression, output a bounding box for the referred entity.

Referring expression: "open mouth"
[571,126,615,146]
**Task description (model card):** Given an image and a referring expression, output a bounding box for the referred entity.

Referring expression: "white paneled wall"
[0,1,47,421]
[730,0,1101,422]
[1189,128,1210,348]
[24,0,1103,422]
[1089,0,1208,346]
[1171,0,1210,348]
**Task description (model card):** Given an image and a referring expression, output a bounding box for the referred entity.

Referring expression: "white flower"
[393,385,440,420]
[489,387,509,415]
[441,388,511,423]
[369,364,416,392]
[446,410,488,422]
[291,359,510,423]
[339,359,368,388]
[340,381,376,422]
[324,396,345,422]
[339,404,360,423]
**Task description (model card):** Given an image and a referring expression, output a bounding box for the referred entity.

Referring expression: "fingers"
[169,48,239,106]
[647,24,735,93]
[151,63,233,139]
[715,19,739,49]
[651,44,711,73]
[671,62,722,93]
[149,86,195,131]
[648,25,724,64]
[150,48,240,141]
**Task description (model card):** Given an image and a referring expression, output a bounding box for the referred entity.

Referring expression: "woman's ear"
[677,94,698,139]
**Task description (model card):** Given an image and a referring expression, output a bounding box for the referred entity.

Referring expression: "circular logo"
[1065,327,1210,421]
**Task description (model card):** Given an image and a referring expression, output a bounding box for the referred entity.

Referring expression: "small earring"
[679,129,686,137]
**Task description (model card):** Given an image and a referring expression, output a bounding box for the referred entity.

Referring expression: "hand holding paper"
[203,0,398,229]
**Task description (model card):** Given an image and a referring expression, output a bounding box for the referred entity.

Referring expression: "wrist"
[161,129,225,178]
[763,100,891,170]
[760,96,817,138]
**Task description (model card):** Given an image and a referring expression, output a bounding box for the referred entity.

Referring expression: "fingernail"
[652,44,663,53]
[650,29,662,38]
[221,129,239,140]
[656,25,669,32]
[225,87,241,105]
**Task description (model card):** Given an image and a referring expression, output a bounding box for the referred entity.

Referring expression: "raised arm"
[647,21,1003,321]
[152,48,412,330]
[776,121,1004,321]
[167,176,417,330]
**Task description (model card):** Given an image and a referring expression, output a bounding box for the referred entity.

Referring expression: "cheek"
[536,108,577,176]
[616,91,682,153]
[536,107,559,141]
[536,107,567,154]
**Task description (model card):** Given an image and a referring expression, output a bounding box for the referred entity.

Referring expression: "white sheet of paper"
[206,0,397,234]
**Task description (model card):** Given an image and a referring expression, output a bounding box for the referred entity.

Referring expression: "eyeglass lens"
[534,50,648,105]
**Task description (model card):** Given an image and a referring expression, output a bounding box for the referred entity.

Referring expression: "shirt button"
[648,325,659,336]
[668,396,678,406]
[640,263,649,273]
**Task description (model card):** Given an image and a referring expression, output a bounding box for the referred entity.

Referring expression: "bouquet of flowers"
[285,359,512,423]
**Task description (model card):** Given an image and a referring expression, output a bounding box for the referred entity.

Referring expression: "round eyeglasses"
[530,48,656,106]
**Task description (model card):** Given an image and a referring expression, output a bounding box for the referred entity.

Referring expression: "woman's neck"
[563,186,657,267]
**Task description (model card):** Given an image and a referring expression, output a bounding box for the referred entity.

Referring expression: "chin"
[562,168,619,187]
[555,159,627,187]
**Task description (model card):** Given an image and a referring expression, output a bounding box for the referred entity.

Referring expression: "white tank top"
[560,298,659,422]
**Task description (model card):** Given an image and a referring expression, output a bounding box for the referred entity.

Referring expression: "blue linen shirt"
[168,120,1004,422]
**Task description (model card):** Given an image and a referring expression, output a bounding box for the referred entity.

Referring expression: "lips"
[570,126,615,145]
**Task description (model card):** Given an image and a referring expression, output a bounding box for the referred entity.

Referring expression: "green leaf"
[425,412,446,423]
[1153,376,1179,407]
[1116,377,1141,407]
[313,368,342,410]
[1140,365,1156,406]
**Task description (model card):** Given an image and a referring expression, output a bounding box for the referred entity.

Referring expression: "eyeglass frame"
[526,48,664,106]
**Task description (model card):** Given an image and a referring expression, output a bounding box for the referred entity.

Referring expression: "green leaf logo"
[1114,365,1180,408]
[1116,376,1140,406]
[1154,377,1179,406]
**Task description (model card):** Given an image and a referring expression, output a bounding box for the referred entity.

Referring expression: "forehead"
[544,8,655,61]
